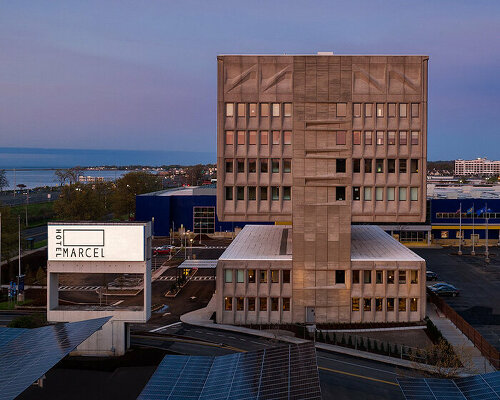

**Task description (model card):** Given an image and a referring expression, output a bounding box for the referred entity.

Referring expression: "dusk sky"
[1,1,499,161]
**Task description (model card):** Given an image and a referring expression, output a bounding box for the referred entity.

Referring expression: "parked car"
[429,283,460,297]
[426,270,438,281]
[153,245,173,255]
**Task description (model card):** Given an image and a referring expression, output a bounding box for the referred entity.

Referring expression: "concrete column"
[47,272,59,311]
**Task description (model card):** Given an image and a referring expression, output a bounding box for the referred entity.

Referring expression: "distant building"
[455,158,500,176]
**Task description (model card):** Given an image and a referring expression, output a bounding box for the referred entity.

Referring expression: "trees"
[54,167,84,186]
[0,204,19,261]
[54,182,112,220]
[186,164,205,186]
[0,170,8,192]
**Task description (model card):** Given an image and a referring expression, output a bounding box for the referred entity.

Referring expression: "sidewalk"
[426,303,496,373]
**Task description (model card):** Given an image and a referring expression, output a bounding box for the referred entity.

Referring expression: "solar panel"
[397,372,500,400]
[138,342,322,400]
[0,316,110,400]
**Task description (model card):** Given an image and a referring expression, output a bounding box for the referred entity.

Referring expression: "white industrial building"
[455,158,500,176]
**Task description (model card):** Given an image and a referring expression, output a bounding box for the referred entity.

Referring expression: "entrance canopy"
[177,259,218,269]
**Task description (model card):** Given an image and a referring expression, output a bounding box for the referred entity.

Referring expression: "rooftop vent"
[317,51,334,55]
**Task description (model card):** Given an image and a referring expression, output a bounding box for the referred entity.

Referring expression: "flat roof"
[138,185,216,197]
[219,225,292,261]
[177,259,218,269]
[351,225,424,262]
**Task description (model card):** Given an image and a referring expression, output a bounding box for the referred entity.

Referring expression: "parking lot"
[413,246,500,351]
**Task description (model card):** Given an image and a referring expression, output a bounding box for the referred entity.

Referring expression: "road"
[0,311,30,326]
[22,225,47,242]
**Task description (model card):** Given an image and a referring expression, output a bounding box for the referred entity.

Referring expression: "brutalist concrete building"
[216,53,428,325]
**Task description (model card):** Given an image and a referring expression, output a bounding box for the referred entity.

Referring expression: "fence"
[429,292,500,369]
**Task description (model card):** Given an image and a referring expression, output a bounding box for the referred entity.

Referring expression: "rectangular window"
[248,269,256,283]
[271,297,279,311]
[376,298,383,311]
[260,270,267,283]
[387,271,395,284]
[284,131,292,145]
[399,159,407,174]
[364,187,372,201]
[364,298,372,311]
[410,187,418,201]
[249,103,257,117]
[411,103,419,118]
[388,159,395,173]
[237,159,245,173]
[283,270,290,284]
[387,298,395,312]
[411,159,419,173]
[365,159,372,173]
[376,131,384,145]
[353,159,361,173]
[337,103,347,117]
[237,270,244,283]
[336,186,346,201]
[225,159,233,173]
[376,271,383,284]
[283,297,291,311]
[353,131,361,145]
[260,159,268,173]
[260,103,269,117]
[249,131,257,145]
[376,159,384,173]
[237,131,245,145]
[224,297,232,311]
[225,270,233,283]
[248,297,256,311]
[411,131,419,145]
[236,186,244,200]
[352,297,360,311]
[376,103,384,117]
[248,186,256,200]
[353,103,361,117]
[399,103,407,118]
[399,187,407,201]
[272,103,280,117]
[365,103,373,117]
[387,187,395,201]
[410,298,418,312]
[248,159,256,173]
[271,159,280,173]
[260,186,268,200]
[336,159,346,173]
[353,187,360,201]
[365,131,373,145]
[271,270,279,283]
[388,103,396,117]
[284,103,292,117]
[336,131,346,145]
[272,131,280,145]
[225,187,233,200]
[283,186,291,200]
[225,103,234,117]
[271,186,279,200]
[352,270,360,284]
[259,297,267,311]
[225,131,234,145]
[399,270,406,284]
[399,298,407,312]
[283,159,291,173]
[335,270,345,284]
[237,103,246,117]
[260,131,269,145]
[388,131,396,145]
[376,187,383,201]
[399,131,407,145]
[364,270,372,284]
[237,297,244,311]
[410,270,418,284]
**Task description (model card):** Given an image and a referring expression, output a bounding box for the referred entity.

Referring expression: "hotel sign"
[48,224,145,261]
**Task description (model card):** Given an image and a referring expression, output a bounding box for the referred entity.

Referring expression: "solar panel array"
[398,371,500,400]
[0,316,110,400]
[139,342,322,400]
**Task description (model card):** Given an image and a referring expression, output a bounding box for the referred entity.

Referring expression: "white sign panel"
[48,224,146,261]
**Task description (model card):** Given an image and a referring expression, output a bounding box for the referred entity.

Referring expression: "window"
[353,103,361,117]
[335,270,345,284]
[353,187,360,201]
[224,297,232,311]
[225,103,234,117]
[272,131,280,145]
[388,159,395,173]
[194,206,216,234]
[249,103,257,117]
[248,159,256,173]
[336,131,346,145]
[365,131,372,145]
[225,131,234,145]
[283,186,291,200]
[225,270,233,283]
[284,103,292,117]
[364,187,372,201]
[441,231,449,239]
[365,103,373,117]
[376,159,384,173]
[399,131,407,145]
[336,186,346,201]
[399,298,407,312]
[376,131,384,145]
[336,159,346,173]
[249,131,257,145]
[387,271,395,284]
[411,159,419,173]
[237,131,245,145]
[237,297,244,311]
[399,103,407,118]
[411,131,419,145]
[353,131,361,145]
[225,159,233,173]
[272,187,279,201]
[376,298,383,311]
[248,186,256,200]
[248,297,256,311]
[283,159,291,173]
[376,271,383,284]
[365,158,372,173]
[260,270,267,283]
[237,103,246,117]
[260,159,268,173]
[399,270,406,284]
[271,297,279,311]
[364,298,372,311]
[364,270,372,284]
[353,159,361,173]
[236,186,244,200]
[272,159,279,173]
[376,103,384,117]
[260,103,269,117]
[337,103,347,117]
[352,270,360,284]
[283,270,290,284]
[410,298,418,312]
[411,103,419,118]
[248,269,256,283]
[387,298,395,312]
[283,297,290,311]
[352,297,360,311]
[260,131,269,145]
[410,270,418,284]
[284,131,292,145]
[272,103,280,117]
[410,187,418,201]
[388,103,396,117]
[237,159,244,173]
[388,131,396,145]
[225,187,233,200]
[260,186,268,200]
[259,297,267,311]
[399,187,407,201]
[387,187,395,201]
[271,270,279,283]
[399,159,407,173]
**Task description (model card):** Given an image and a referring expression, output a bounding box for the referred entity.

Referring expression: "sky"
[0,1,499,161]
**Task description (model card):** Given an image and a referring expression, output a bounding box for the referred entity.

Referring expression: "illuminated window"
[411,131,419,145]
[225,131,234,145]
[387,298,395,311]
[272,103,280,117]
[225,103,234,117]
[399,298,407,312]
[352,297,360,311]
[399,270,406,284]
[284,103,292,116]
[260,270,267,283]
[248,269,255,283]
[353,187,360,200]
[249,103,257,117]
[376,131,384,145]
[283,298,291,311]
[410,270,418,284]
[271,270,279,283]
[387,271,395,284]
[411,159,419,173]
[376,103,384,117]
[365,131,372,145]
[376,159,384,173]
[388,131,396,145]
[237,297,244,311]
[259,297,267,311]
[224,297,232,311]
[410,298,418,312]
[364,298,372,311]
[248,297,255,311]
[376,298,383,311]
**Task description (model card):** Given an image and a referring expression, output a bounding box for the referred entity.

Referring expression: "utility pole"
[458,203,462,256]
[25,189,29,227]
[485,202,490,263]
[0,212,2,295]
